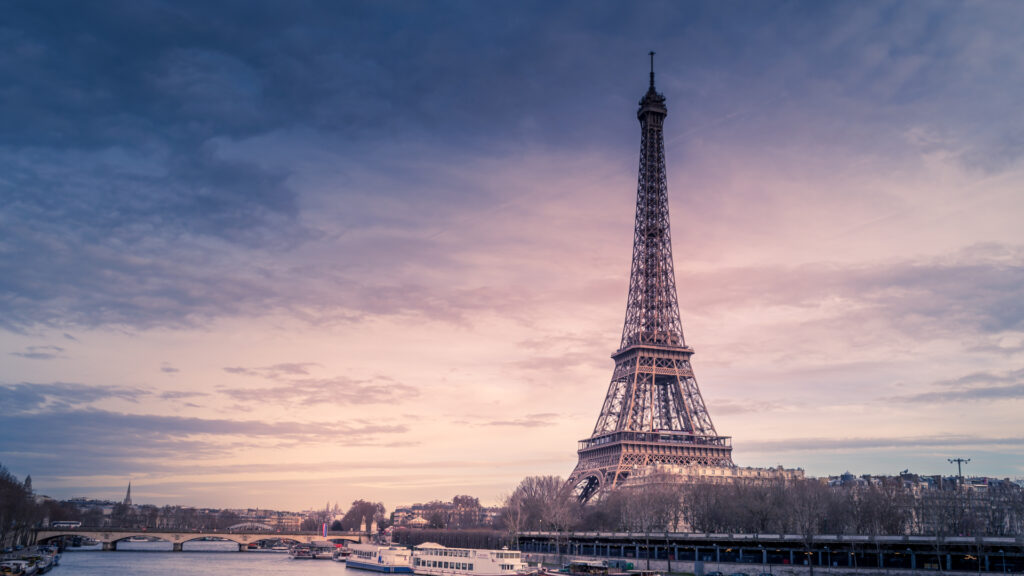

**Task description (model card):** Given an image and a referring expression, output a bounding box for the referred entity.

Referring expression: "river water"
[61,541,357,575]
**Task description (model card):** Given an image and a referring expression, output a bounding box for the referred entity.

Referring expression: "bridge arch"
[37,532,86,545]
[227,521,275,531]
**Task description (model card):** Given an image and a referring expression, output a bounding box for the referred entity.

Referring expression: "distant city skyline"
[2,1,1023,510]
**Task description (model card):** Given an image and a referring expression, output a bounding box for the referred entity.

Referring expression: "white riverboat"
[411,543,526,576]
[346,543,414,573]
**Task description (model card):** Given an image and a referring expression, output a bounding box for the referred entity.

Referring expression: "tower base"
[567,430,734,501]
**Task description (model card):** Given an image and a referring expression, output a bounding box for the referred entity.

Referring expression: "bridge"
[34,527,369,552]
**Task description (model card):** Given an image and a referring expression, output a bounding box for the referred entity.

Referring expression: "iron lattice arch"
[567,56,733,503]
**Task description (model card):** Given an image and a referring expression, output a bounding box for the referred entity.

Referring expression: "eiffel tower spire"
[567,57,733,502]
[621,50,680,352]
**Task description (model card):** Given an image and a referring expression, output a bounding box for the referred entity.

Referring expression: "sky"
[2,1,1024,512]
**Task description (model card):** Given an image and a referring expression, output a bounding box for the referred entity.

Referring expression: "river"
[60,541,356,575]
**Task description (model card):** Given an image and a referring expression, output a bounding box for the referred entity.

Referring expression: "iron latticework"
[567,55,733,502]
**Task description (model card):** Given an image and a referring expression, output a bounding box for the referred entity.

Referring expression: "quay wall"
[525,552,942,576]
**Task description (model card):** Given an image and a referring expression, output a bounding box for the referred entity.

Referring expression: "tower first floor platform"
[568,430,735,501]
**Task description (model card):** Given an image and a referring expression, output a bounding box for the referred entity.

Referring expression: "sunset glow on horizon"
[2,1,1023,511]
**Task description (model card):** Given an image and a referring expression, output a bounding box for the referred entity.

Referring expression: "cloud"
[224,377,419,406]
[221,364,419,405]
[681,246,1024,340]
[0,381,212,415]
[888,384,1024,404]
[10,345,65,360]
[0,408,410,478]
[2,1,1022,338]
[882,368,1024,404]
[479,413,559,428]
[0,382,146,415]
[160,363,180,374]
[712,399,788,416]
[223,363,318,378]
[745,435,1024,453]
[158,391,206,400]
[934,368,1024,389]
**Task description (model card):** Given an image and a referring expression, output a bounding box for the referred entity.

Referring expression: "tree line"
[1,464,78,547]
[500,473,1024,540]
[7,463,1023,550]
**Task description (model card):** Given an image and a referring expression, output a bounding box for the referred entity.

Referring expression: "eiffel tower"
[567,54,734,502]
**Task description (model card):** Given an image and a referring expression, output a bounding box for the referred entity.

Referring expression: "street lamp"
[1000,549,1006,574]
[825,546,830,573]
[965,554,979,575]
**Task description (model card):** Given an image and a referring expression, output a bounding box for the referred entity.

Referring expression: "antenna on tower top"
[649,51,656,89]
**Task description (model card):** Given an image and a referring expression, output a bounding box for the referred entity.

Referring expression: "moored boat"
[411,543,526,576]
[21,556,49,575]
[0,560,35,576]
[38,547,60,567]
[289,542,336,559]
[560,560,609,575]
[347,543,414,573]
[333,547,353,562]
[289,544,315,559]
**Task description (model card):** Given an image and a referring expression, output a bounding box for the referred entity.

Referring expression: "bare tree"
[506,476,579,560]
[620,475,683,569]
[787,479,830,576]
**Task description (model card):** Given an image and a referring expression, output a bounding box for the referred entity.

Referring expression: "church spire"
[123,481,133,507]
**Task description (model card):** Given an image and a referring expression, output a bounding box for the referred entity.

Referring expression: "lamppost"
[825,546,830,574]
[714,543,720,573]
[965,554,979,576]
[759,544,765,574]
[1000,549,1006,574]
